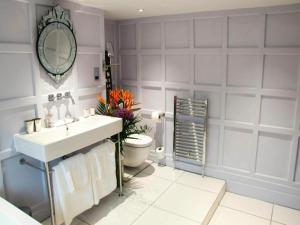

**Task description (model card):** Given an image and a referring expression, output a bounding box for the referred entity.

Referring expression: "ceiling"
[70,0,300,20]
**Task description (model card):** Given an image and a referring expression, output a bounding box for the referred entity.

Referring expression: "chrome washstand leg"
[118,133,123,196]
[44,162,56,225]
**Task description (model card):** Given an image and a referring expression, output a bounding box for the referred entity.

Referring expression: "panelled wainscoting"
[0,0,105,220]
[117,4,300,210]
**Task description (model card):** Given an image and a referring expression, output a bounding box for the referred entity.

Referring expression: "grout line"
[76,216,91,225]
[270,204,288,225]
[133,160,155,176]
[128,180,174,225]
[123,160,154,183]
[152,204,202,224]
[220,205,272,222]
[132,164,222,196]
[270,204,274,225]
[128,164,180,225]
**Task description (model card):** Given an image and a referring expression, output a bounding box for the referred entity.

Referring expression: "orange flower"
[97,95,106,105]
[109,89,121,107]
[122,89,133,109]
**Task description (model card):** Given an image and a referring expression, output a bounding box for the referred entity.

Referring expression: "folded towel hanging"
[86,140,117,205]
[53,154,94,225]
[61,154,89,190]
[60,165,75,193]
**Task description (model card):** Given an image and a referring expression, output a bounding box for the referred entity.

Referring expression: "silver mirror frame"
[37,5,77,83]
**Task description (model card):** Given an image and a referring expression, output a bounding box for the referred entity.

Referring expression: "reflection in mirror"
[44,29,71,68]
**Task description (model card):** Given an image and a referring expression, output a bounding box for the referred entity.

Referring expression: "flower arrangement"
[96,88,149,152]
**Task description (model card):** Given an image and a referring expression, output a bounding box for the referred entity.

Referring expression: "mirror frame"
[37,5,77,83]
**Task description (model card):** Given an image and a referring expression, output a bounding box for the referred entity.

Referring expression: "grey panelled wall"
[117,4,300,209]
[0,0,105,220]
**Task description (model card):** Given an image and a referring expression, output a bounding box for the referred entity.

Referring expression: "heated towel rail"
[173,96,208,176]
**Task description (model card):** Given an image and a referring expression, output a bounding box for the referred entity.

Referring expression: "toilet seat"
[124,134,152,148]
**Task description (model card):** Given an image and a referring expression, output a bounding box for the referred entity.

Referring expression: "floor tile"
[273,205,300,225]
[142,163,184,181]
[78,192,148,225]
[208,206,270,225]
[271,222,283,225]
[176,172,226,194]
[42,218,86,225]
[154,182,219,223]
[123,160,153,181]
[123,171,172,204]
[220,192,273,220]
[132,206,199,225]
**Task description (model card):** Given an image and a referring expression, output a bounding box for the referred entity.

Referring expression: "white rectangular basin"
[14,115,122,162]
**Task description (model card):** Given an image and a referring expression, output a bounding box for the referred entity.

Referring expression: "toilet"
[123,134,153,167]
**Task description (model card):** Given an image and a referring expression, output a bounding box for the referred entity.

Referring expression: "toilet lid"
[124,134,153,148]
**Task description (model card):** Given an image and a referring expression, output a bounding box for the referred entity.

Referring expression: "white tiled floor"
[123,160,153,182]
[42,163,300,225]
[209,192,300,225]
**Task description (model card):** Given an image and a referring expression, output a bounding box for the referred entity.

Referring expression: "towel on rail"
[86,140,117,205]
[53,154,94,225]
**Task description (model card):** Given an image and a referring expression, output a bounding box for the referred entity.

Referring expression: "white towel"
[53,154,94,225]
[86,141,117,205]
[61,154,89,190]
[60,166,75,193]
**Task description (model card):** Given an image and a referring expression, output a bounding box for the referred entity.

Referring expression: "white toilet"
[123,134,153,167]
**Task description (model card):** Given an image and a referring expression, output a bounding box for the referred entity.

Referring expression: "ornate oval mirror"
[37,6,77,83]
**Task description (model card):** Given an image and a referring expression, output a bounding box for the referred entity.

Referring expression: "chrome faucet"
[64,91,75,104]
[64,119,69,133]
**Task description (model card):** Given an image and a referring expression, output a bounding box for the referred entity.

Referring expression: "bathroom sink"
[0,197,41,225]
[14,115,122,162]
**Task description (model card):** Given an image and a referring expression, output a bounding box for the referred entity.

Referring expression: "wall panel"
[194,17,223,48]
[256,132,292,179]
[77,53,102,89]
[0,106,36,151]
[140,22,161,49]
[227,55,261,87]
[74,12,102,47]
[119,24,136,50]
[118,4,300,210]
[206,125,220,165]
[165,118,174,158]
[228,15,261,48]
[195,54,222,86]
[0,53,34,100]
[260,97,296,128]
[141,87,162,110]
[141,55,162,81]
[263,55,299,90]
[225,94,256,123]
[0,0,30,43]
[165,20,190,49]
[223,127,254,171]
[266,12,300,47]
[121,55,137,80]
[165,54,190,83]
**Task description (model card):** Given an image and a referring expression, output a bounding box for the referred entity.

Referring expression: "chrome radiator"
[173,96,208,176]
